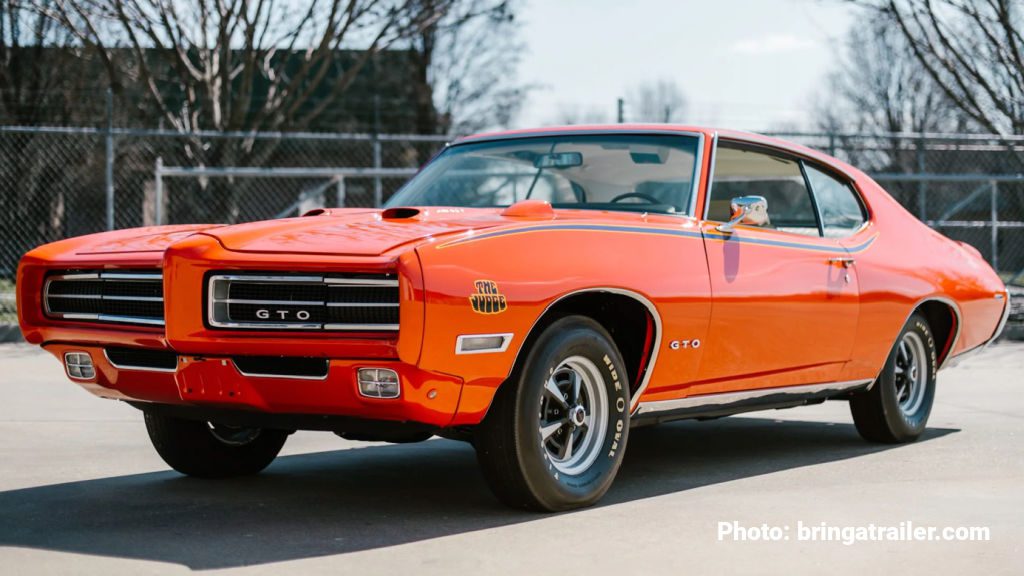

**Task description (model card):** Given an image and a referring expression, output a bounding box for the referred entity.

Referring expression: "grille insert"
[44,271,164,326]
[105,347,178,372]
[233,356,330,379]
[208,273,399,331]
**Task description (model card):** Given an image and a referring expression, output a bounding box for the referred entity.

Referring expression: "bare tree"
[40,0,434,223]
[548,103,610,126]
[419,0,527,134]
[815,13,966,135]
[43,0,460,135]
[625,79,687,123]
[0,0,105,277]
[851,0,1024,136]
[32,0,517,222]
[812,11,973,170]
[1,0,89,124]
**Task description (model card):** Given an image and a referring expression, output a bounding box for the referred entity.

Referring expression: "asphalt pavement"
[0,342,1021,575]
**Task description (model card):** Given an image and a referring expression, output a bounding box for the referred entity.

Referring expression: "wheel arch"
[913,297,961,369]
[502,288,661,412]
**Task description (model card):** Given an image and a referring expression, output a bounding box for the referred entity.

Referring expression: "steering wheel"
[610,192,660,204]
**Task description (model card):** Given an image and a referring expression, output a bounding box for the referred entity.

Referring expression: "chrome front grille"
[44,271,164,326]
[207,273,399,331]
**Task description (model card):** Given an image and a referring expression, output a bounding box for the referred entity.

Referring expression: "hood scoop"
[381,207,422,220]
[502,200,555,219]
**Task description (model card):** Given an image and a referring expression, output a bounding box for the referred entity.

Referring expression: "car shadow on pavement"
[0,416,956,569]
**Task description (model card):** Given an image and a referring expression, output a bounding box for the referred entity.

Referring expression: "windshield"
[386,134,700,215]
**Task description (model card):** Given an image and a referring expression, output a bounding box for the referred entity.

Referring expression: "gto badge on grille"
[469,280,507,315]
[256,309,312,321]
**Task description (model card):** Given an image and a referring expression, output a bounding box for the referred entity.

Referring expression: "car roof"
[453,124,862,181]
[454,124,712,145]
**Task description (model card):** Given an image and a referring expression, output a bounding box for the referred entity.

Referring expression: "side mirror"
[717,195,769,233]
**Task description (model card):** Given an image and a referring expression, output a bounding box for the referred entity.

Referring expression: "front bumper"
[21,230,462,428]
[43,343,463,427]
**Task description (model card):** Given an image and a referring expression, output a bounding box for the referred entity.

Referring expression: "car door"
[692,141,860,395]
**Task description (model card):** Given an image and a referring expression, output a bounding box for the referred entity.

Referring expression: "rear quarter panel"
[839,174,1006,382]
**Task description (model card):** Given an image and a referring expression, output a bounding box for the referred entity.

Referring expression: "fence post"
[155,157,164,226]
[336,177,346,208]
[104,89,115,231]
[990,180,999,272]
[372,136,382,207]
[916,135,926,220]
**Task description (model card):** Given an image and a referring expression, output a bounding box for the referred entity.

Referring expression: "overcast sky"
[514,0,857,131]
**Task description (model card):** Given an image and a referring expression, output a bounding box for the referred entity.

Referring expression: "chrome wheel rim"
[538,356,609,476]
[894,331,927,416]
[208,423,261,446]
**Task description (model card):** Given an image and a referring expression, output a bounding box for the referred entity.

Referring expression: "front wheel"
[144,411,288,478]
[474,316,631,511]
[850,312,937,443]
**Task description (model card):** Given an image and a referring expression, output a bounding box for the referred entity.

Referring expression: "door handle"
[828,257,855,268]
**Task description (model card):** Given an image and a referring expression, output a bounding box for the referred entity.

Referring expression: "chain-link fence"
[775,131,1024,280]
[2,126,1023,324]
[0,126,449,322]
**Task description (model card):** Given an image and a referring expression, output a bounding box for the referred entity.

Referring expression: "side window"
[708,144,820,237]
[804,164,866,238]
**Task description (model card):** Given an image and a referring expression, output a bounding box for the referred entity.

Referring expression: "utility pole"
[617,98,624,123]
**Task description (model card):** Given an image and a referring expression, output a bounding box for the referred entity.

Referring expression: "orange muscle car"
[17,126,1010,511]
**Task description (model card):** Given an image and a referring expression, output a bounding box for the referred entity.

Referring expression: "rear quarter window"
[804,164,866,237]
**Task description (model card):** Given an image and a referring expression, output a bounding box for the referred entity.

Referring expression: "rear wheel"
[144,411,288,477]
[474,316,630,511]
[850,312,937,443]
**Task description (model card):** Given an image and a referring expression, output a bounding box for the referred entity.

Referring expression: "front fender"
[415,222,711,425]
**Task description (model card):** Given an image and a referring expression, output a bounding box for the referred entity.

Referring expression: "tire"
[144,411,288,478]
[850,312,937,443]
[474,316,631,511]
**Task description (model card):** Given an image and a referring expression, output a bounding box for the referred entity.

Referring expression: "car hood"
[202,208,522,256]
[76,224,225,255]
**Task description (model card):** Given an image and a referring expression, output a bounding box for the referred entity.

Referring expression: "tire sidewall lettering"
[530,324,630,494]
[888,317,937,432]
